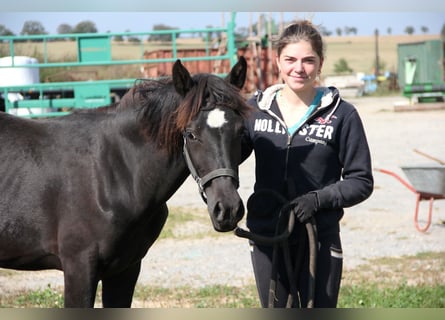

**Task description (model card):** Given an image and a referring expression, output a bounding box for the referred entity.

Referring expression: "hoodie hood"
[257,85,340,110]
[256,85,342,126]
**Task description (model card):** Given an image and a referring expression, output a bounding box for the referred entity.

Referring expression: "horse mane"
[116,74,251,155]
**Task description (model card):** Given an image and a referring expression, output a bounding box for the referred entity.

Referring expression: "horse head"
[172,57,249,232]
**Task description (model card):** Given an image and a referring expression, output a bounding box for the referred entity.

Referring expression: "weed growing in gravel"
[159,207,229,240]
[132,284,260,307]
[2,281,444,308]
[1,252,443,307]
[338,283,445,307]
[1,284,63,308]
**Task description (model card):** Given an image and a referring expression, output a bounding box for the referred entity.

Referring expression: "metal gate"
[0,13,238,117]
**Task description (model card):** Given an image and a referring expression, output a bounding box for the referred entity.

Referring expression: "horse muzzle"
[204,178,245,232]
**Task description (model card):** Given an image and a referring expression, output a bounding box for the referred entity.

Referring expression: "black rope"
[234,190,318,308]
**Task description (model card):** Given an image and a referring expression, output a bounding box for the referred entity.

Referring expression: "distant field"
[323,34,440,75]
[0,38,208,61]
[0,34,440,79]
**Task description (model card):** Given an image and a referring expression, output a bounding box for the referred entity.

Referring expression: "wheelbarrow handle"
[374,168,417,194]
[413,149,445,165]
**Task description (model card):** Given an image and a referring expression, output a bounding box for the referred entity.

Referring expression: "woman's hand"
[289,192,319,223]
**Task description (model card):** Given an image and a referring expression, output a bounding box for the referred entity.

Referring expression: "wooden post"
[374,28,380,78]
[267,12,273,87]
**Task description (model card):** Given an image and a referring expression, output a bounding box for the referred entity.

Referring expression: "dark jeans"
[250,232,343,308]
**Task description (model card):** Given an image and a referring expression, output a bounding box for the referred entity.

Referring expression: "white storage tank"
[0,56,45,116]
[0,56,40,86]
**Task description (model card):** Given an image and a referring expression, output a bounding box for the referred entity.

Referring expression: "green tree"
[344,27,357,35]
[404,26,415,35]
[319,26,332,36]
[148,24,178,41]
[334,58,353,74]
[420,26,429,34]
[113,35,124,42]
[0,24,14,36]
[335,27,342,36]
[73,20,97,33]
[127,35,141,43]
[20,20,47,35]
[57,23,73,34]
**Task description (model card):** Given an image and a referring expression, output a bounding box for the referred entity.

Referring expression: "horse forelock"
[175,74,252,131]
[116,74,251,156]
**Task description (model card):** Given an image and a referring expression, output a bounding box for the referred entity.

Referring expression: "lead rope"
[234,190,318,308]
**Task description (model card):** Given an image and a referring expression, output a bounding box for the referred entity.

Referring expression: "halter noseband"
[182,135,239,203]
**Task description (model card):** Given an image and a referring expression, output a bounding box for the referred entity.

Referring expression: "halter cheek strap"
[182,136,239,203]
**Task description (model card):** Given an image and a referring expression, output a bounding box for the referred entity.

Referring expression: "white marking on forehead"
[206,108,227,128]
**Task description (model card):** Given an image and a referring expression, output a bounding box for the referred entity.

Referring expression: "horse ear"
[225,56,247,89]
[173,59,194,97]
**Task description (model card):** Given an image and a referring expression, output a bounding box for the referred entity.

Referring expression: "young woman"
[241,20,374,308]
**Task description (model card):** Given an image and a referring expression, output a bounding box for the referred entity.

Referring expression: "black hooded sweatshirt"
[241,84,374,237]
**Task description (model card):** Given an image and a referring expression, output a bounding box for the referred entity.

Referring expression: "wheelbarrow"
[376,160,445,232]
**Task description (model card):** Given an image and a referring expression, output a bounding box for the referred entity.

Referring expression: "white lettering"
[298,126,308,136]
[308,125,317,135]
[267,120,274,132]
[324,125,333,139]
[275,121,282,134]
[315,125,325,138]
[305,136,327,145]
[254,119,262,131]
[254,119,285,135]
[299,124,334,139]
[260,119,268,131]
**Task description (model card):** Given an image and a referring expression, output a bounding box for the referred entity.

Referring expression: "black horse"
[0,57,250,307]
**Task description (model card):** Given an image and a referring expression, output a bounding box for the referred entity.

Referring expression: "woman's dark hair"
[274,20,325,61]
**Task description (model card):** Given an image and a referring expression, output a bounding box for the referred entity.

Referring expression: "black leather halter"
[182,135,239,203]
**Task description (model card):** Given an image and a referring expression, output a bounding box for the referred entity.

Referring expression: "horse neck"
[99,114,190,209]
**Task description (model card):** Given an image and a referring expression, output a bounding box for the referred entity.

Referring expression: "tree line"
[0,20,192,42]
[0,19,443,40]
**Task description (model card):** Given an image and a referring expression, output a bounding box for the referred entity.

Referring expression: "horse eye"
[185,131,197,140]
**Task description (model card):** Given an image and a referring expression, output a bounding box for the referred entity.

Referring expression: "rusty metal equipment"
[376,150,445,232]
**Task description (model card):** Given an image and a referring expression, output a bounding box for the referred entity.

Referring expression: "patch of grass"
[344,252,445,288]
[159,206,223,240]
[134,279,445,308]
[133,284,260,308]
[339,251,445,308]
[2,250,444,308]
[0,284,63,308]
[2,275,445,308]
[338,283,445,308]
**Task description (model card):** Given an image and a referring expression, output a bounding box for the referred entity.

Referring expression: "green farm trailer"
[0,13,238,118]
[397,39,445,103]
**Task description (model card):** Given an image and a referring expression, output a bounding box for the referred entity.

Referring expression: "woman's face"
[276,40,323,93]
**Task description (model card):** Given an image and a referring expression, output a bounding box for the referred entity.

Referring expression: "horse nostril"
[214,200,244,226]
[215,201,228,223]
[236,201,245,220]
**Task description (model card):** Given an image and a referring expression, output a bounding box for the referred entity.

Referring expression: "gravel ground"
[1,95,444,295]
